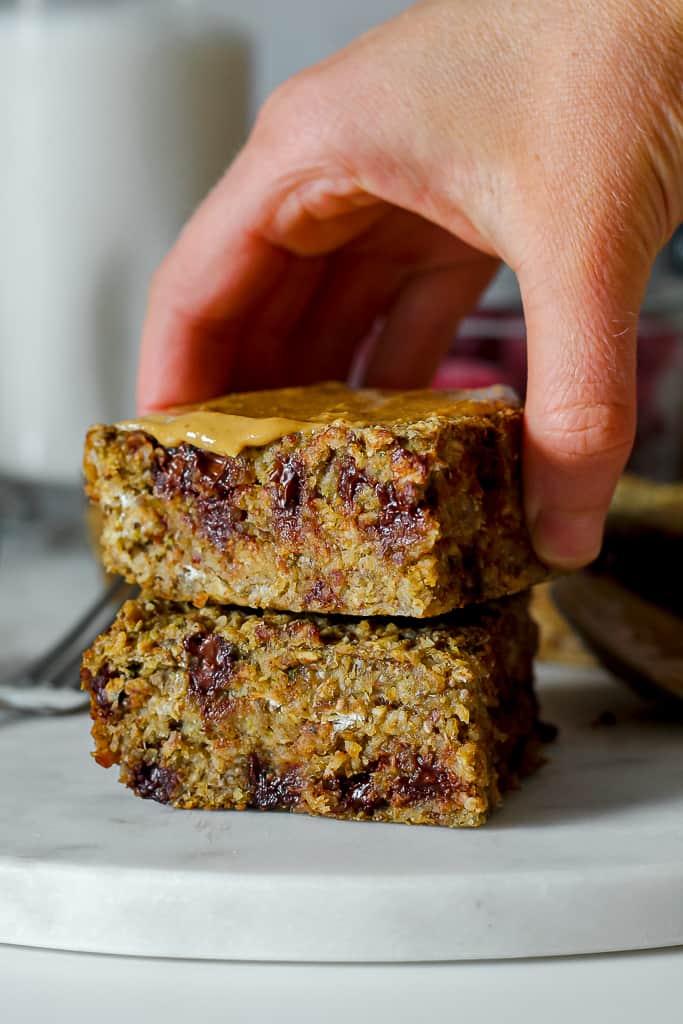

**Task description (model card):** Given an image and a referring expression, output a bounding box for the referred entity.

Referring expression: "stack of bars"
[81,383,551,827]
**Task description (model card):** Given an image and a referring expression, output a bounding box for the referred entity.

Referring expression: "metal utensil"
[552,572,683,704]
[0,577,136,715]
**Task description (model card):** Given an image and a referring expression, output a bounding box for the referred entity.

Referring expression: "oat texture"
[81,593,540,828]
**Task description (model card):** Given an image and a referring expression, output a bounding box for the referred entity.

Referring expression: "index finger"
[519,241,643,569]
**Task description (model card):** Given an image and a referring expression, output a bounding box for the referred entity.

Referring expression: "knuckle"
[147,257,202,330]
[147,262,172,308]
[538,400,635,464]
[148,251,190,309]
[253,71,315,140]
[254,69,354,163]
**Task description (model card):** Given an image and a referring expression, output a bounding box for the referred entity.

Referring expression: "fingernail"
[530,509,604,570]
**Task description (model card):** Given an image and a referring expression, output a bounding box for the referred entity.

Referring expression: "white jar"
[0,0,249,483]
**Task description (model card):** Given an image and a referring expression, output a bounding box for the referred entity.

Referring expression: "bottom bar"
[81,594,540,828]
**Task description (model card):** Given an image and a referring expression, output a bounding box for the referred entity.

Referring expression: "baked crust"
[81,593,541,828]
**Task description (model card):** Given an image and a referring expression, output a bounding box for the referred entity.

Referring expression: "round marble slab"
[1,665,682,962]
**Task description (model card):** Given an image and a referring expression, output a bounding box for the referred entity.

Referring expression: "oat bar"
[84,383,548,617]
[81,592,541,828]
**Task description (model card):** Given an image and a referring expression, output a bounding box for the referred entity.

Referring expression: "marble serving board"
[1,664,682,963]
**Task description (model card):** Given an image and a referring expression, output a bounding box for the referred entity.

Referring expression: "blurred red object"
[431,357,507,390]
[436,311,683,481]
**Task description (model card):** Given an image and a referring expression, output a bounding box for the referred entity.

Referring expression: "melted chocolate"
[196,497,246,550]
[132,763,179,804]
[248,754,301,810]
[336,771,386,813]
[269,456,302,511]
[82,664,117,718]
[338,456,369,507]
[268,456,305,542]
[369,481,427,557]
[336,452,428,558]
[390,750,459,806]
[184,632,239,719]
[152,443,249,499]
[329,750,469,815]
[151,443,249,548]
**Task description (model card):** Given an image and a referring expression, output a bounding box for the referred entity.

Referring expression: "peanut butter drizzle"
[118,382,517,458]
[117,410,317,457]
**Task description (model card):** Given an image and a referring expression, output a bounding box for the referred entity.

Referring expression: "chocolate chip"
[325,750,468,816]
[269,456,303,511]
[248,753,301,810]
[82,664,117,717]
[132,763,179,804]
[336,771,386,813]
[196,451,228,482]
[390,749,467,806]
[184,632,239,719]
[152,442,250,501]
[368,481,427,558]
[391,751,441,804]
[151,444,250,550]
[152,443,196,497]
[268,456,305,542]
[338,456,368,507]
[196,497,246,550]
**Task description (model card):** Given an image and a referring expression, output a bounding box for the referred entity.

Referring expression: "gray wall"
[213,0,411,114]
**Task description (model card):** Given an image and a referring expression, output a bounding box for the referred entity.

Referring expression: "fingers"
[274,211,479,386]
[272,255,399,387]
[226,253,328,391]
[519,241,649,569]
[363,255,498,388]
[136,136,388,409]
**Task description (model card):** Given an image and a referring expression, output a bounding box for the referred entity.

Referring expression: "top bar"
[85,383,550,617]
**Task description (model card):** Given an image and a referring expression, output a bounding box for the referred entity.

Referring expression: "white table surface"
[3,943,683,1024]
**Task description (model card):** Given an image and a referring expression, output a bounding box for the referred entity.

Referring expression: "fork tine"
[0,578,136,715]
[42,579,136,686]
[1,577,135,690]
[46,648,92,692]
[27,577,132,682]
[46,591,133,691]
[0,686,89,717]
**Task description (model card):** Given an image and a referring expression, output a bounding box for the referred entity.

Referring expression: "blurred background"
[0,0,681,678]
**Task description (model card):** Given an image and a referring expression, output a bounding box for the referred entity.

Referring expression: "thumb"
[519,240,650,569]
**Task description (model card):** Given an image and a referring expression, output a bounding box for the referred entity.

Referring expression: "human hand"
[138,0,683,568]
